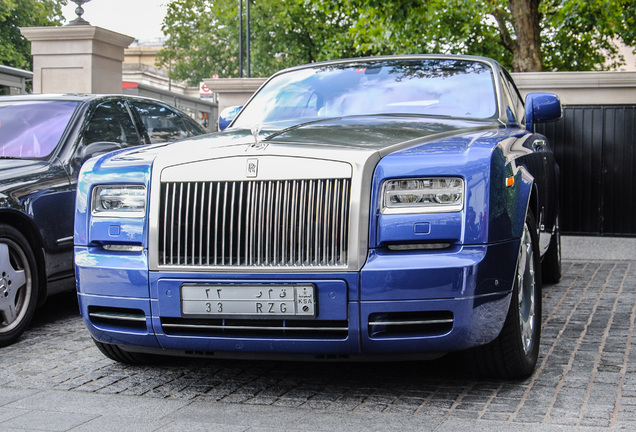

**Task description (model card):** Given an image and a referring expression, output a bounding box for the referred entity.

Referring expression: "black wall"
[538,105,636,237]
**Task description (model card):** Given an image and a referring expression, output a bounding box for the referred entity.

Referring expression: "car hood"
[100,116,501,179]
[148,115,498,160]
[262,116,498,150]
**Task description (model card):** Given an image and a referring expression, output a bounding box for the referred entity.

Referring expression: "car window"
[232,59,498,129]
[499,71,525,124]
[506,73,526,125]
[0,100,79,159]
[81,100,140,148]
[131,101,202,143]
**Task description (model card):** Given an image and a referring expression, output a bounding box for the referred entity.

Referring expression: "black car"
[0,94,207,346]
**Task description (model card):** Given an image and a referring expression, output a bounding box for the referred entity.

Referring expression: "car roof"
[274,54,503,75]
[0,94,170,104]
[0,94,103,103]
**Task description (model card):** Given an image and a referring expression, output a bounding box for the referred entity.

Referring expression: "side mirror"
[525,92,562,133]
[218,106,242,131]
[78,141,122,162]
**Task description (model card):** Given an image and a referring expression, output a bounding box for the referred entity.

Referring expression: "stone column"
[20,26,135,94]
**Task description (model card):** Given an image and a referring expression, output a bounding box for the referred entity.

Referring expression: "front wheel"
[0,224,39,347]
[468,212,542,379]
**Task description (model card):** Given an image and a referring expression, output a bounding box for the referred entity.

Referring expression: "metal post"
[238,0,244,78]
[246,0,251,77]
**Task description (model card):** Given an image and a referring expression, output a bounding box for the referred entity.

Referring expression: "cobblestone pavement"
[0,258,635,431]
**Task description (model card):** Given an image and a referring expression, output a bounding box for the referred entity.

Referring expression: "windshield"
[0,100,79,159]
[232,59,497,129]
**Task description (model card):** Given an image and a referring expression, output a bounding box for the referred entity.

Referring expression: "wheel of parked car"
[542,211,562,284]
[468,212,542,379]
[0,224,39,347]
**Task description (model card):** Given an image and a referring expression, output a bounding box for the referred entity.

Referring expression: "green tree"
[319,0,636,72]
[159,0,635,76]
[157,0,355,83]
[0,0,66,70]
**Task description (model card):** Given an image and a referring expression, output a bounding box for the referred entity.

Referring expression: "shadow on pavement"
[28,289,80,330]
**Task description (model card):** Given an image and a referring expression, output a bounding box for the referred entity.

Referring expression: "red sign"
[200,82,214,98]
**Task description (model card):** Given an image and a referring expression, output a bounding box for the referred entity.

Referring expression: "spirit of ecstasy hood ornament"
[248,124,268,151]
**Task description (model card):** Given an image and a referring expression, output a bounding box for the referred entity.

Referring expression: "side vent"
[368,311,453,338]
[88,306,147,331]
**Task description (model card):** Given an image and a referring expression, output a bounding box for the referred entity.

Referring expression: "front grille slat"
[289,181,297,264]
[231,182,237,264]
[189,183,195,265]
[198,183,204,265]
[236,182,242,265]
[159,179,351,268]
[307,181,315,263]
[273,181,280,264]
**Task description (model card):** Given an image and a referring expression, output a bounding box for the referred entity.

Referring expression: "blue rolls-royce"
[74,55,562,378]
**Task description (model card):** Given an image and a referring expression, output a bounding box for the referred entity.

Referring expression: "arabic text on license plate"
[181,284,316,318]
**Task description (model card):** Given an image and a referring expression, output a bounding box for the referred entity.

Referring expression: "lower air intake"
[161,317,349,339]
[368,311,454,338]
[88,306,147,331]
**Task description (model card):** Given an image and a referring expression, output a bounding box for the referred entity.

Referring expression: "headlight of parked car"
[91,185,147,218]
[381,177,464,214]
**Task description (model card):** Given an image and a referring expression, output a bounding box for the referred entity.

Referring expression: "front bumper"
[75,239,519,358]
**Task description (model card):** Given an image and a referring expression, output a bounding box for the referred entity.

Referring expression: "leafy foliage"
[156,0,356,84]
[159,0,635,78]
[317,0,636,72]
[0,0,66,70]
[541,0,636,71]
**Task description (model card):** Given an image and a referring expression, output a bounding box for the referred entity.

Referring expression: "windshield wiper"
[263,116,344,141]
[262,113,461,141]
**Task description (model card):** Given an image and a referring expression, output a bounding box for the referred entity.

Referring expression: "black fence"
[538,105,636,237]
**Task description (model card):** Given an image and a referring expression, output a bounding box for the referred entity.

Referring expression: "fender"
[488,139,534,243]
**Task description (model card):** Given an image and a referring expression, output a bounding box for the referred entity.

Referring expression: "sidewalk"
[562,235,636,261]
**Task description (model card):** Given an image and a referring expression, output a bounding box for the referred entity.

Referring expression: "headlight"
[91,185,146,218]
[381,177,464,214]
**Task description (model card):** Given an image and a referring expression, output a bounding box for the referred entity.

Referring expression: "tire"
[93,339,156,365]
[468,212,542,379]
[0,224,39,347]
[542,212,562,284]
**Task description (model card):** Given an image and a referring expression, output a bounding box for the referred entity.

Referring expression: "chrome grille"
[159,179,351,267]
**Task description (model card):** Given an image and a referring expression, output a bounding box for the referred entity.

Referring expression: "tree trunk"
[508,0,543,72]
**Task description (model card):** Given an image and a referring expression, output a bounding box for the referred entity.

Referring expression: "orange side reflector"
[506,176,515,187]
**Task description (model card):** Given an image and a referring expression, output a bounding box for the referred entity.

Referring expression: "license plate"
[181,284,316,318]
